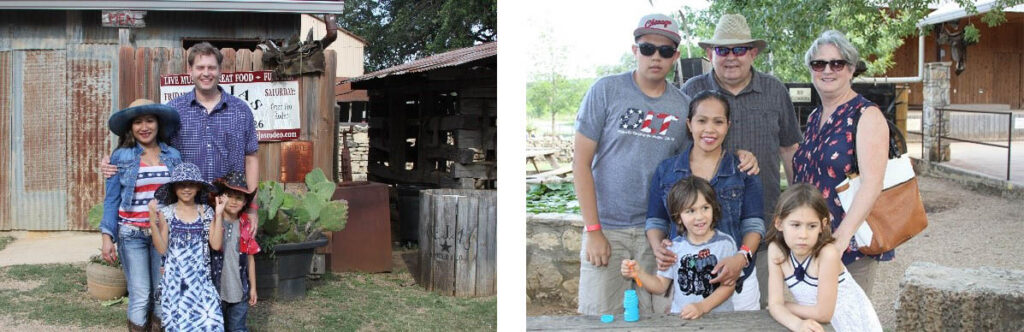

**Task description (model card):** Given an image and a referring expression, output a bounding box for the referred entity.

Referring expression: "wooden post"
[896,84,910,139]
[419,189,496,296]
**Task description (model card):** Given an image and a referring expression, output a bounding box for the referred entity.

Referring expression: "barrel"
[418,189,496,297]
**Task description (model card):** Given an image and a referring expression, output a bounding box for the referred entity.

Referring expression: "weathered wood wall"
[886,18,1024,108]
[118,47,337,185]
[363,58,497,189]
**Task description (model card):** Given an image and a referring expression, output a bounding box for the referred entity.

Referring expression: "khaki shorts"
[577,227,672,315]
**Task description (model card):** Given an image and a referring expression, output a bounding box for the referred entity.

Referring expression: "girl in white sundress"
[149,162,224,331]
[765,183,881,332]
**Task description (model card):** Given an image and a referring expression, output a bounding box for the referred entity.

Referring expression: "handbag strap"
[880,101,907,159]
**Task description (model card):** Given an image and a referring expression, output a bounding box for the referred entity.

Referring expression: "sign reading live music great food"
[159,71,300,142]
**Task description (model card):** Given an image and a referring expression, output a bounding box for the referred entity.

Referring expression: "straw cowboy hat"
[107,98,180,141]
[154,162,216,205]
[698,14,768,51]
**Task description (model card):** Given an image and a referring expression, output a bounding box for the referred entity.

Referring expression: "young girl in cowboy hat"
[148,162,224,330]
[210,170,261,331]
[99,98,182,331]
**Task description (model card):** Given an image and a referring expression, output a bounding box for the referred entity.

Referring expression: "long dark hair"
[668,176,721,236]
[765,183,835,259]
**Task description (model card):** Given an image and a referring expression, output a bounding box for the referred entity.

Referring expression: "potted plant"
[86,204,126,300]
[254,168,348,300]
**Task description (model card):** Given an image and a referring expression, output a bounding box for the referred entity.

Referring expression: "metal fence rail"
[932,107,1015,181]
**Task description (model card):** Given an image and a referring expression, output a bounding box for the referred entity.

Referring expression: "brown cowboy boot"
[128,319,146,332]
[148,312,163,332]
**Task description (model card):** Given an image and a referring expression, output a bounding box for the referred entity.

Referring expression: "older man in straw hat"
[674,13,803,310]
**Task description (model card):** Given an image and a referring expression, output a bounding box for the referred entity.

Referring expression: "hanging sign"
[159,71,301,142]
[102,10,146,28]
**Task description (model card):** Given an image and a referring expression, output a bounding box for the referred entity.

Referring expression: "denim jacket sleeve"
[100,150,125,242]
[739,172,766,238]
[645,161,671,234]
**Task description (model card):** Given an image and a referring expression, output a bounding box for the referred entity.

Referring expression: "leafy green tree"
[526,76,589,134]
[681,0,1021,83]
[338,0,496,72]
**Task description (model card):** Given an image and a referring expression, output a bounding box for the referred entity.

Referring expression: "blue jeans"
[116,226,162,325]
[222,300,250,331]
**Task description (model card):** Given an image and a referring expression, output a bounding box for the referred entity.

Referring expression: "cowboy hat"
[154,162,216,205]
[698,14,768,51]
[107,99,180,141]
[213,170,256,209]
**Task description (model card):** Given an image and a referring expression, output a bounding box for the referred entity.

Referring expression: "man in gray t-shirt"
[574,13,692,316]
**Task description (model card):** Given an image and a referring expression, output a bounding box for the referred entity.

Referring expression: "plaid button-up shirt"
[168,86,259,182]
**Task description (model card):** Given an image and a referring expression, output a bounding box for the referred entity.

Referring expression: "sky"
[523,0,710,79]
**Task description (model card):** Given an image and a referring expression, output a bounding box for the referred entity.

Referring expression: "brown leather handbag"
[836,114,928,256]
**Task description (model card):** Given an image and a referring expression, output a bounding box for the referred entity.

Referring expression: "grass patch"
[0,262,496,331]
[0,263,122,328]
[0,236,14,252]
[248,270,496,331]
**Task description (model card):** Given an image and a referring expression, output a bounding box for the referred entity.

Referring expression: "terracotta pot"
[86,262,126,300]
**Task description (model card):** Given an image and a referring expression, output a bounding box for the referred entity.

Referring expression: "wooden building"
[0,1,344,230]
[348,42,497,189]
[884,4,1024,108]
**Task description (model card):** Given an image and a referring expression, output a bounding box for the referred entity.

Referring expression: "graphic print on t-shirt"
[618,108,679,140]
[677,248,719,298]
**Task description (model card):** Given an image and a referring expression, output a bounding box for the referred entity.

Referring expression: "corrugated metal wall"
[0,51,11,230]
[0,10,303,230]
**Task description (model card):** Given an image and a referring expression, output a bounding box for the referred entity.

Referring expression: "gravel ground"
[870,174,1024,329]
[526,174,1024,329]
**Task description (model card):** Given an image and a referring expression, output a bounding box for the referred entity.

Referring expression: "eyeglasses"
[809,59,849,72]
[712,46,752,57]
[637,43,677,58]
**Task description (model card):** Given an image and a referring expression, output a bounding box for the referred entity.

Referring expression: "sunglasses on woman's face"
[712,46,752,57]
[809,59,849,72]
[637,42,677,58]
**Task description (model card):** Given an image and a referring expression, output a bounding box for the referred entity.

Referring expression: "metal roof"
[919,0,1024,27]
[0,0,344,14]
[347,42,496,83]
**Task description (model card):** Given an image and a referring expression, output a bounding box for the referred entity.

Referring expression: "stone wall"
[897,262,1024,331]
[526,135,573,164]
[526,212,583,308]
[337,123,369,181]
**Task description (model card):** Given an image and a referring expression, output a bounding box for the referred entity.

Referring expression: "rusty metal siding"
[130,11,298,49]
[7,11,67,50]
[0,51,11,230]
[67,44,115,230]
[12,50,69,230]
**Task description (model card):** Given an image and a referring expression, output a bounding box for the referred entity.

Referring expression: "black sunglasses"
[809,59,849,72]
[637,43,677,58]
[712,46,752,57]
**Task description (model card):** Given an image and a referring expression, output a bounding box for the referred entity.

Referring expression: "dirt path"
[870,174,1024,328]
[526,174,1024,329]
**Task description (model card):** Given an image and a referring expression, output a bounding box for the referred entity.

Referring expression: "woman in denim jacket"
[99,99,182,332]
[645,90,766,311]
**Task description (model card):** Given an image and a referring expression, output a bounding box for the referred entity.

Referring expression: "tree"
[338,0,497,72]
[526,76,589,134]
[681,0,1022,83]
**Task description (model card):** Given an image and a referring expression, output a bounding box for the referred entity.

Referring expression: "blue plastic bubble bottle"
[623,289,639,322]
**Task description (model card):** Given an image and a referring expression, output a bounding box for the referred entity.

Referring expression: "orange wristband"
[584,224,602,232]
